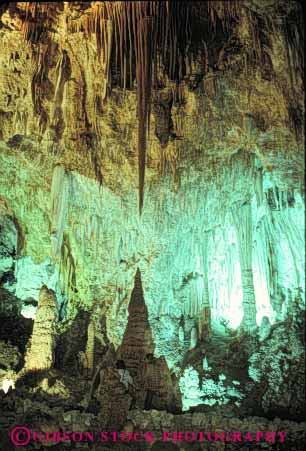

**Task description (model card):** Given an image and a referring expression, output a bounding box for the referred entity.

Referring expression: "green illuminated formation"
[0,1,304,446]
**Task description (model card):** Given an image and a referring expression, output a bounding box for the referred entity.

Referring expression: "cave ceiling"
[0,1,303,189]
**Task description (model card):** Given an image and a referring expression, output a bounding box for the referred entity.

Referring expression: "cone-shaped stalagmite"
[118,268,154,373]
[118,268,180,411]
[96,268,154,427]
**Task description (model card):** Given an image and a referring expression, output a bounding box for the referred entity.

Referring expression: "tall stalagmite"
[24,285,57,371]
[118,268,154,374]
[85,319,95,376]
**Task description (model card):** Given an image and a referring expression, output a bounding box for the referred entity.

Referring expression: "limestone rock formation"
[56,310,90,375]
[84,319,96,377]
[0,341,21,373]
[0,1,304,447]
[0,2,303,349]
[248,310,305,420]
[24,285,57,372]
[117,268,154,375]
[96,366,131,431]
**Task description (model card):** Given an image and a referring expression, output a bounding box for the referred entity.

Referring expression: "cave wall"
[1,149,303,358]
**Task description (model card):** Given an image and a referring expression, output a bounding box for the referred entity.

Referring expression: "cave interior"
[0,1,305,450]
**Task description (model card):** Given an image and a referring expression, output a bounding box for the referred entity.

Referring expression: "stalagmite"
[117,268,154,374]
[259,316,271,342]
[189,326,198,349]
[178,325,185,347]
[198,237,212,340]
[202,357,210,371]
[24,285,57,372]
[116,268,179,408]
[202,239,211,311]
[85,320,95,377]
[198,305,212,341]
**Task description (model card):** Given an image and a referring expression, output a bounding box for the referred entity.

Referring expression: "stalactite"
[50,165,71,261]
[136,10,154,214]
[22,3,58,43]
[255,214,276,309]
[232,202,257,331]
[58,233,76,304]
[50,50,71,140]
[53,50,71,106]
